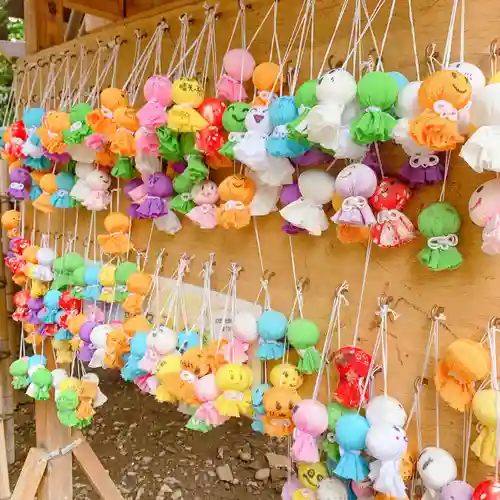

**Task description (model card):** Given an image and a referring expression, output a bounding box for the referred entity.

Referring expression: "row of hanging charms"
[4,0,500,265]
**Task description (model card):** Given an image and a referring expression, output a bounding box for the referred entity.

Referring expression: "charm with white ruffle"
[460,126,500,173]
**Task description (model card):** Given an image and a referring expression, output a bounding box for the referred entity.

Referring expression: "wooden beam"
[24,0,64,54]
[63,0,125,21]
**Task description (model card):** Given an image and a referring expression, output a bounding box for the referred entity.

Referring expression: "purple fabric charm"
[399,152,444,187]
[280,182,306,235]
[8,167,31,200]
[362,144,383,179]
[78,320,98,362]
[170,161,187,174]
[124,178,147,219]
[27,297,44,324]
[136,172,173,219]
[43,149,71,164]
[292,148,333,166]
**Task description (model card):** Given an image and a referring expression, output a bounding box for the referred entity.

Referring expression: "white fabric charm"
[154,205,182,234]
[66,144,98,163]
[334,126,368,160]
[460,126,500,173]
[417,447,457,499]
[247,170,280,216]
[135,150,161,177]
[392,118,432,156]
[366,423,408,499]
[70,162,95,202]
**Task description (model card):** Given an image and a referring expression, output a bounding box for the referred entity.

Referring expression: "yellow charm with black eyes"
[269,363,303,390]
[297,462,328,491]
[214,363,253,417]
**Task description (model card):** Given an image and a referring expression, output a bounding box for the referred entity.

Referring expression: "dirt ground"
[9,371,288,500]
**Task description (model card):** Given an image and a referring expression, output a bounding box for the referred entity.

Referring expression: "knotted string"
[198,254,215,344]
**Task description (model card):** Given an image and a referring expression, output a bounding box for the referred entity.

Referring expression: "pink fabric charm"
[222,338,249,364]
[217,75,248,102]
[292,428,321,463]
[371,210,415,248]
[138,349,160,373]
[186,204,217,229]
[195,402,229,426]
[433,100,458,121]
[135,127,159,154]
[135,374,152,393]
[136,100,169,129]
[85,133,107,151]
[333,196,376,226]
[84,191,111,211]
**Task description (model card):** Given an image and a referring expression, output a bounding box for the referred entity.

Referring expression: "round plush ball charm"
[449,62,486,93]
[269,363,303,390]
[287,319,321,374]
[440,481,474,500]
[468,179,500,226]
[473,481,500,500]
[197,98,227,127]
[369,177,412,212]
[317,477,348,500]
[297,462,328,492]
[417,447,457,494]
[365,395,407,427]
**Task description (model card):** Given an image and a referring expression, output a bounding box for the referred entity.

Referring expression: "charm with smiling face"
[214,363,253,417]
[269,363,303,390]
[417,447,457,493]
[468,179,500,227]
[297,462,328,491]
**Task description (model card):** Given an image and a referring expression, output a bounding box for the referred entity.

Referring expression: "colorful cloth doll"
[8,167,31,200]
[88,324,114,369]
[471,390,499,466]
[78,320,98,362]
[269,363,303,391]
[139,326,177,374]
[280,170,335,236]
[97,212,132,255]
[1,209,20,238]
[292,399,328,463]
[81,169,112,211]
[124,177,147,219]
[87,88,129,141]
[365,395,407,428]
[52,253,84,291]
[168,77,208,132]
[63,103,93,145]
[213,363,253,417]
[122,271,152,315]
[332,346,371,408]
[303,69,357,151]
[410,70,472,151]
[334,414,370,481]
[39,290,62,325]
[38,111,71,153]
[370,177,414,248]
[468,179,500,255]
[351,72,399,144]
[332,163,378,227]
[216,174,256,229]
[251,62,281,107]
[195,98,227,155]
[83,264,102,301]
[417,201,463,271]
[70,162,94,203]
[187,373,229,432]
[98,264,117,303]
[136,75,172,129]
[9,357,29,389]
[217,48,255,101]
[177,329,200,355]
[262,386,301,437]
[287,319,321,374]
[136,172,173,219]
[186,180,219,229]
[294,463,329,499]
[247,170,280,217]
[317,478,349,500]
[399,151,445,187]
[417,447,457,499]
[154,354,182,402]
[110,106,140,158]
[435,339,490,412]
[103,326,129,369]
[439,481,474,500]
[251,383,271,433]
[218,102,251,159]
[50,172,76,208]
[366,423,408,498]
[114,261,137,303]
[12,290,30,322]
[32,173,58,213]
[234,106,294,187]
[223,311,259,364]
[256,309,287,360]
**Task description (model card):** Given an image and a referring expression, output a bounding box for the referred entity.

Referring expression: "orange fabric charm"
[76,380,98,420]
[38,112,71,153]
[32,174,58,214]
[216,175,256,229]
[409,70,472,151]
[262,386,301,437]
[104,328,129,369]
[122,272,152,315]
[97,212,132,255]
[87,88,129,141]
[109,107,140,156]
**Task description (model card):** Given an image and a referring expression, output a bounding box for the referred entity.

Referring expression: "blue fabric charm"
[51,172,76,208]
[83,265,102,301]
[256,310,287,360]
[177,329,199,354]
[55,328,72,340]
[121,333,148,381]
[266,125,311,158]
[334,414,370,481]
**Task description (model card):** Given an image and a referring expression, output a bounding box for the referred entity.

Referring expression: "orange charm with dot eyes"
[262,386,301,437]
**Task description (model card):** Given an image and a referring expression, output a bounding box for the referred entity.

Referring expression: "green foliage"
[7,17,24,41]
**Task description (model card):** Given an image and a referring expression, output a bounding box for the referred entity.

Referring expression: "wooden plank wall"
[16,0,500,485]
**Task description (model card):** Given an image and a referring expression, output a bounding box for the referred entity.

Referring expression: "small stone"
[216,464,234,483]
[160,484,173,494]
[266,453,290,470]
[208,470,216,477]
[142,456,153,465]
[135,487,145,500]
[271,468,288,482]
[255,468,270,481]
[239,451,252,462]
[217,447,225,459]
[171,491,182,500]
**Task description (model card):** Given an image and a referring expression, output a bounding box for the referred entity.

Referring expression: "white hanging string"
[374,0,397,71]
[439,151,452,201]
[487,319,500,481]
[312,282,349,401]
[198,254,215,344]
[407,0,421,80]
[442,0,460,68]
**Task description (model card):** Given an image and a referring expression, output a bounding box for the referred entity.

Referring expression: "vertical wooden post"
[24,0,64,54]
[35,348,73,500]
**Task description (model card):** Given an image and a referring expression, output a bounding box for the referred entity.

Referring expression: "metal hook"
[490,39,500,59]
[379,293,393,307]
[414,376,428,392]
[488,316,500,330]
[296,277,310,293]
[327,54,343,70]
[334,281,349,296]
[431,304,445,320]
[261,269,275,284]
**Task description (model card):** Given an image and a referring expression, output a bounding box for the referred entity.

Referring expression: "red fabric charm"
[369,177,412,212]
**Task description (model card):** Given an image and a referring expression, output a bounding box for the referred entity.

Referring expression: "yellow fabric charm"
[155,355,182,403]
[109,107,140,156]
[214,363,253,417]
[471,389,498,466]
[98,264,117,303]
[168,78,208,132]
[104,328,129,369]
[76,380,98,420]
[52,340,74,365]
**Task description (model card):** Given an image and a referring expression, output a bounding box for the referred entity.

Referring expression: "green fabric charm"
[287,318,321,373]
[170,193,195,215]
[351,72,399,144]
[327,401,354,430]
[295,80,318,111]
[186,416,212,433]
[297,347,321,374]
[184,157,208,183]
[76,417,93,429]
[322,437,340,462]
[417,201,463,271]
[173,174,194,194]
[52,253,84,290]
[71,266,87,299]
[112,156,136,179]
[218,140,236,159]
[114,261,137,302]
[180,133,201,158]
[56,390,80,427]
[222,102,251,133]
[287,111,312,145]
[32,368,52,401]
[9,359,29,389]
[63,103,93,145]
[157,126,182,161]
